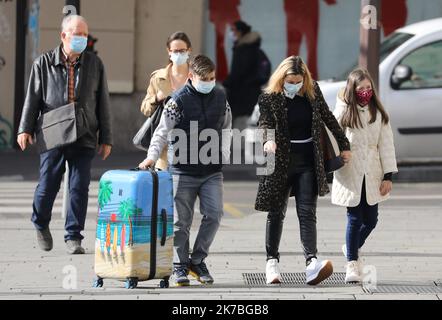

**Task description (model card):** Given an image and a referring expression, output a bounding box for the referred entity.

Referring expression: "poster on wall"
[205,0,442,82]
[0,0,16,150]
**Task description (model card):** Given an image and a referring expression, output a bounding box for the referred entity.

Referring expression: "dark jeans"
[345,179,379,261]
[31,145,95,241]
[266,149,318,263]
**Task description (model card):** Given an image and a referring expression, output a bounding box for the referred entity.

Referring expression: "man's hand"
[380,180,393,196]
[340,151,352,164]
[98,144,112,160]
[17,133,34,151]
[139,158,155,170]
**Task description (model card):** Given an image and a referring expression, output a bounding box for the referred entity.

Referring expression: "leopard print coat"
[255,81,351,212]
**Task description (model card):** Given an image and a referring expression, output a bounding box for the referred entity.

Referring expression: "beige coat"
[140,64,174,170]
[332,97,398,207]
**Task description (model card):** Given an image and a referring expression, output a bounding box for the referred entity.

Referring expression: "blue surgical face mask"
[194,79,216,94]
[284,81,303,99]
[170,52,189,66]
[70,35,88,54]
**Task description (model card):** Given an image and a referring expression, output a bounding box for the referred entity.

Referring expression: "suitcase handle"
[148,169,159,280]
[131,167,163,172]
[160,209,167,246]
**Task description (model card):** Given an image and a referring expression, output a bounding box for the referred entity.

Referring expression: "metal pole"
[13,0,28,150]
[61,163,69,219]
[359,0,381,88]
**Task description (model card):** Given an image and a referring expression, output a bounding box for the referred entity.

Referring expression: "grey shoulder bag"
[35,54,90,153]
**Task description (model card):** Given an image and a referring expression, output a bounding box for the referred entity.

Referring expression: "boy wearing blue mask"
[139,55,232,287]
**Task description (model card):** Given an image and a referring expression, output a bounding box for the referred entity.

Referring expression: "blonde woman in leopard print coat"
[254,56,351,286]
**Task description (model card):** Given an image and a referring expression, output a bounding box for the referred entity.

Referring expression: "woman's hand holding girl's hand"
[340,151,352,163]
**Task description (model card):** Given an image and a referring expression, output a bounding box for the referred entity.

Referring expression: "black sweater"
[286,95,313,141]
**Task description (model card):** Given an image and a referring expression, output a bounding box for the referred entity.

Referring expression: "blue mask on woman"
[170,52,189,66]
[70,35,88,54]
[194,80,216,94]
[284,81,303,99]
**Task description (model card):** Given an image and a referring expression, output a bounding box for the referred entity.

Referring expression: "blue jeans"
[31,145,95,241]
[346,179,379,261]
[172,172,224,266]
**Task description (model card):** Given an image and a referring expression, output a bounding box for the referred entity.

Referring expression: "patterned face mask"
[356,88,373,106]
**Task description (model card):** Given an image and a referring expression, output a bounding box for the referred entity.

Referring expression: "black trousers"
[266,148,318,263]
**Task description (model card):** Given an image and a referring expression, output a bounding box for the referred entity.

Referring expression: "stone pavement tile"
[303,294,356,300]
[0,295,73,300]
[274,295,306,300]
[355,294,439,300]
[218,294,304,300]
[82,294,224,301]
[1,182,442,299]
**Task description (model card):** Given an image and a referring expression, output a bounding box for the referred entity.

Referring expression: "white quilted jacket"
[332,97,398,207]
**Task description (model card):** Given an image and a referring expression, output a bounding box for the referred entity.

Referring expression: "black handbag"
[321,125,345,173]
[35,54,89,153]
[132,98,168,151]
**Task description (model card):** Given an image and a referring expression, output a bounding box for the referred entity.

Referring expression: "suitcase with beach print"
[93,168,173,289]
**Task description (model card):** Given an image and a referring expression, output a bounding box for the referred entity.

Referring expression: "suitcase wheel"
[125,277,138,289]
[160,278,169,288]
[92,277,104,288]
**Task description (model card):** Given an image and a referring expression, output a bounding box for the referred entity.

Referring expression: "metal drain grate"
[243,272,349,286]
[363,284,442,294]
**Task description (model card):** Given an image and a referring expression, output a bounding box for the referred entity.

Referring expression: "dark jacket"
[170,81,228,176]
[18,45,113,149]
[255,81,351,212]
[223,31,262,118]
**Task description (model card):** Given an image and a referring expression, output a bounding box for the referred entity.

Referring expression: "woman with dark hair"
[332,68,398,283]
[140,31,192,170]
[224,20,263,130]
[255,56,351,285]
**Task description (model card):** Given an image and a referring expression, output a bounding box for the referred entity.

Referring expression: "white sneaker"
[265,259,282,284]
[345,261,361,283]
[342,244,363,273]
[305,258,333,285]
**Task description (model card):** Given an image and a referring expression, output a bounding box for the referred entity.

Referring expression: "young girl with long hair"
[332,68,398,283]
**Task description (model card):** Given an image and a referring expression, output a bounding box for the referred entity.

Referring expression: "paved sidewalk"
[0,181,441,300]
[2,150,442,182]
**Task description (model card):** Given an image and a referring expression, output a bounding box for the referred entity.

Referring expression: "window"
[398,41,442,89]
[335,32,414,81]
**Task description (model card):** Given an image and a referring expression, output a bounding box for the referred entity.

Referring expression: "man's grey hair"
[61,15,88,32]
